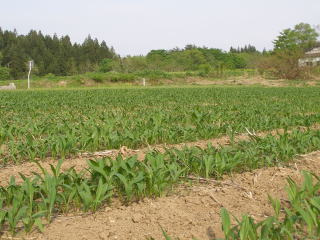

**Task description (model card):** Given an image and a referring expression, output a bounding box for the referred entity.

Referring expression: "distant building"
[299,47,320,67]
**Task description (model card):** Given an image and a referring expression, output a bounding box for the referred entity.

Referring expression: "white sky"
[1,0,319,56]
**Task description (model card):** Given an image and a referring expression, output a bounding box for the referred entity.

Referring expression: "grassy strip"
[0,129,320,235]
[0,69,260,89]
[160,171,320,240]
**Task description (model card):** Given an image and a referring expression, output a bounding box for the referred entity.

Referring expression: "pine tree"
[0,28,116,79]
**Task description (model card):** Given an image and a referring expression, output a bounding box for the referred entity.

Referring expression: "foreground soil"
[3,151,316,240]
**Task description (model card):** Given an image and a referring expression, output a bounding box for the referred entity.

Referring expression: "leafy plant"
[1,87,320,163]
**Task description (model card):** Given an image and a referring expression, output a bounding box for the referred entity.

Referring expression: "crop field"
[1,86,320,164]
[0,86,320,239]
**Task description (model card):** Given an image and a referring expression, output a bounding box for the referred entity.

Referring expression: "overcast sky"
[1,0,319,56]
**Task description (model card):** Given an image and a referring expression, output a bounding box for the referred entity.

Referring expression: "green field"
[1,86,320,164]
[1,85,320,237]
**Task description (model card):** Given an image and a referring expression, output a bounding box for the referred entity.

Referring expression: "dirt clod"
[132,213,144,223]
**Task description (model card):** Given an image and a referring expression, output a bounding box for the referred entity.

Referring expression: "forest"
[0,23,319,80]
[0,29,116,79]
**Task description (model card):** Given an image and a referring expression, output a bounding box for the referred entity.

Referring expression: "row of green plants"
[0,128,320,235]
[1,87,320,164]
[161,171,320,240]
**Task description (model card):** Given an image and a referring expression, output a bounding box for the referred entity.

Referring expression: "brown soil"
[1,125,319,186]
[185,76,320,87]
[4,151,317,240]
[58,81,67,87]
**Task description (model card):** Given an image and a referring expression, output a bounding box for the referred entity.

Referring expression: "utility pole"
[28,60,33,89]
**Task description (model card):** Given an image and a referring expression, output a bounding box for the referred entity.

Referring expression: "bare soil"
[184,76,320,87]
[3,151,317,240]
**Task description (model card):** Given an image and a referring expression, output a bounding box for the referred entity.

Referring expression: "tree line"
[0,22,319,80]
[0,29,116,79]
[115,23,319,78]
[0,28,263,80]
[106,44,265,75]
[122,45,250,72]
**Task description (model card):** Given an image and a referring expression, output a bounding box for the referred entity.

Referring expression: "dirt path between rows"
[0,125,319,186]
[2,151,316,240]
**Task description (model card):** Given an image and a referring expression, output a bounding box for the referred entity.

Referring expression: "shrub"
[198,64,212,76]
[87,72,105,83]
[257,49,310,80]
[171,72,188,78]
[109,73,135,82]
[99,58,114,73]
[0,67,10,80]
[44,73,57,80]
[86,72,136,83]
[135,70,171,80]
[185,71,193,77]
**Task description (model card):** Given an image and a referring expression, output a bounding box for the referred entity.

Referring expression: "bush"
[86,72,136,83]
[135,70,171,80]
[171,72,188,78]
[109,73,135,82]
[312,67,320,76]
[87,72,105,83]
[257,49,310,80]
[44,73,57,80]
[197,64,212,76]
[0,67,10,80]
[99,58,114,73]
[185,71,193,77]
